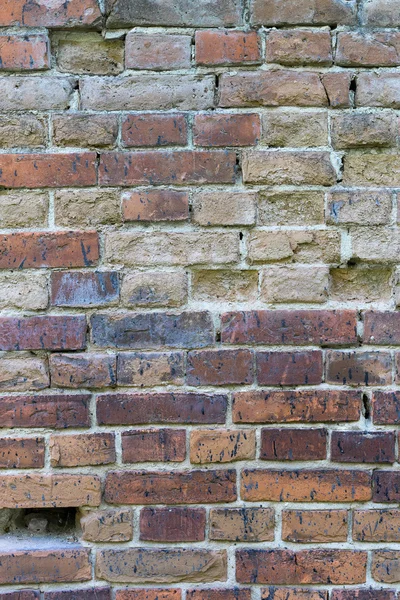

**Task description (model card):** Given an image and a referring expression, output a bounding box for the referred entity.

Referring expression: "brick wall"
[0,0,399,597]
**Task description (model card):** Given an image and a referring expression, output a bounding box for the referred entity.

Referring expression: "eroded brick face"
[0,0,398,596]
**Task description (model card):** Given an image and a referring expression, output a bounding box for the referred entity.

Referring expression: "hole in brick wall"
[0,507,77,539]
[350,77,357,94]
[362,394,371,421]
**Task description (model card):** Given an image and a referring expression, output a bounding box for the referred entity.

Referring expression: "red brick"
[187,349,253,386]
[97,392,227,425]
[260,428,327,461]
[326,350,393,386]
[364,311,400,344]
[0,153,96,188]
[222,310,357,346]
[105,469,237,504]
[250,0,357,26]
[49,433,116,467]
[195,30,260,65]
[0,0,101,27]
[372,550,400,583]
[193,114,260,147]
[241,469,372,502]
[116,591,181,600]
[320,71,352,108]
[140,507,206,542]
[262,591,327,600]
[190,429,256,463]
[373,471,400,502]
[0,315,86,351]
[0,394,91,429]
[353,509,400,542]
[51,271,118,306]
[336,31,400,67]
[50,353,116,389]
[121,114,188,147]
[0,34,49,70]
[187,592,251,600]
[44,589,111,600]
[331,591,397,600]
[122,189,189,222]
[373,391,400,424]
[0,593,40,600]
[233,390,361,423]
[256,350,323,386]
[266,29,332,66]
[0,437,45,468]
[125,33,191,70]
[282,509,348,543]
[121,429,186,463]
[236,549,366,584]
[331,431,396,464]
[99,151,236,185]
[0,548,91,584]
[356,73,400,108]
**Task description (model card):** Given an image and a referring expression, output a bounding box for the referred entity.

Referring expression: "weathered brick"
[44,590,111,600]
[81,508,133,543]
[192,270,258,303]
[0,437,45,469]
[257,190,325,226]
[50,433,116,467]
[50,353,116,389]
[251,0,357,25]
[0,0,101,27]
[192,190,256,226]
[282,510,348,543]
[326,351,393,386]
[196,30,260,66]
[0,272,48,311]
[331,431,395,464]
[320,71,352,108]
[57,36,124,75]
[140,507,206,542]
[118,352,184,387]
[262,591,327,600]
[122,114,188,147]
[262,109,328,147]
[0,394,90,429]
[328,189,392,225]
[0,548,92,584]
[373,471,400,503]
[122,189,189,222]
[53,114,118,148]
[356,73,400,108]
[260,266,329,304]
[260,428,327,461]
[55,189,121,227]
[125,33,191,70]
[97,392,227,425]
[363,0,400,26]
[187,592,250,600]
[336,31,400,67]
[0,592,40,600]
[96,548,227,583]
[0,115,47,148]
[105,469,236,504]
[331,112,396,149]
[331,591,396,600]
[353,509,400,542]
[241,469,372,502]
[249,230,340,263]
[373,391,400,425]
[190,429,255,463]
[0,355,49,393]
[121,271,187,307]
[256,351,323,386]
[243,151,336,185]
[210,507,275,542]
[0,34,49,71]
[0,315,86,351]
[330,267,392,303]
[187,350,253,386]
[194,114,260,147]
[116,592,180,600]
[0,191,48,228]
[0,77,75,111]
[51,271,119,307]
[222,310,357,346]
[266,29,332,65]
[351,227,400,263]
[364,311,400,344]
[121,429,186,463]
[371,551,400,583]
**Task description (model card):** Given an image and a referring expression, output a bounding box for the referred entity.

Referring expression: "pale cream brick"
[260,266,329,303]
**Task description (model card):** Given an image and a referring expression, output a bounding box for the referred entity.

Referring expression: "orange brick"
[196,30,260,65]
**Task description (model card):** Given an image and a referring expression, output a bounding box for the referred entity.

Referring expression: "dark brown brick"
[51,271,119,306]
[140,507,206,542]
[0,315,86,351]
[188,592,251,600]
[373,471,400,502]
[331,431,396,464]
[122,189,189,222]
[256,351,323,386]
[326,351,393,386]
[373,391,400,424]
[44,589,111,600]
[260,428,327,461]
[121,429,186,462]
[0,394,90,429]
[193,114,260,147]
[262,590,327,600]
[331,590,397,600]
[122,114,187,147]
[364,311,400,344]
[187,349,254,386]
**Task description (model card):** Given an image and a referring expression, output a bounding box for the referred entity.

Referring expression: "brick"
[331,112,396,149]
[241,469,372,502]
[256,351,323,386]
[262,109,328,147]
[125,33,191,70]
[249,230,340,264]
[192,270,258,303]
[243,150,336,185]
[331,591,396,600]
[51,271,119,307]
[116,592,180,600]
[251,0,357,25]
[394,267,400,305]
[320,71,352,108]
[0,355,49,393]
[57,36,124,75]
[0,315,86,351]
[332,431,396,464]
[356,73,400,108]
[187,592,250,600]
[372,551,400,583]
[0,77,74,111]
[0,34,49,70]
[336,31,400,67]
[326,351,392,386]
[50,353,116,389]
[81,75,215,111]
[196,30,260,66]
[122,114,187,147]
[0,593,40,600]
[236,549,366,584]
[260,266,329,304]
[0,0,101,27]
[0,153,96,188]
[210,507,275,542]
[97,392,227,425]
[222,310,357,346]
[364,311,400,344]
[121,429,186,463]
[233,390,361,424]
[192,190,256,226]
[44,590,111,600]
[105,469,236,504]
[96,548,227,583]
[0,474,100,508]
[0,548,91,584]
[363,0,400,26]
[258,190,325,226]
[0,191,48,228]
[0,272,48,311]
[80,508,133,543]
[105,0,242,27]
[0,393,90,429]
[139,507,206,542]
[55,189,121,227]
[282,510,348,543]
[122,189,189,222]
[190,429,255,463]
[91,311,214,349]
[373,391,400,425]
[219,71,328,108]
[373,471,400,502]
[266,29,332,66]
[0,115,47,148]
[107,230,236,269]
[328,189,392,225]
[194,113,260,147]
[118,352,184,387]
[121,271,187,307]
[330,267,392,304]
[0,437,45,469]
[187,349,253,386]
[50,433,116,467]
[351,227,400,263]
[262,591,327,600]
[260,428,327,461]
[53,114,118,148]
[99,151,236,186]
[353,509,400,542]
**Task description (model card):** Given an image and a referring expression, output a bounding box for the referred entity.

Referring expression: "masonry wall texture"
[0,0,400,597]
